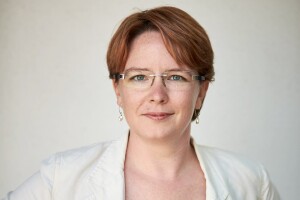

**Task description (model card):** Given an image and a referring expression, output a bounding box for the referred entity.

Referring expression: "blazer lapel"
[85,135,228,200]
[192,139,229,200]
[87,134,129,200]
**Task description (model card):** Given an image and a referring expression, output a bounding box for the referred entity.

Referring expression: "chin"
[130,126,184,142]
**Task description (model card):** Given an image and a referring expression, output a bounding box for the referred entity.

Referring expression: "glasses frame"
[110,71,205,81]
[110,70,206,90]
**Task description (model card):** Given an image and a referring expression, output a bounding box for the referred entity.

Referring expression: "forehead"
[125,31,189,72]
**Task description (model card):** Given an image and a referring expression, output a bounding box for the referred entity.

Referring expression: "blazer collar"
[87,133,228,200]
[88,133,129,199]
[192,138,229,200]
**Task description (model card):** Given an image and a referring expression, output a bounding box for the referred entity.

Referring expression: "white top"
[2,133,279,200]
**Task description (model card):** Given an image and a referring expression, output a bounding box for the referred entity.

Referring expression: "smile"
[142,112,174,120]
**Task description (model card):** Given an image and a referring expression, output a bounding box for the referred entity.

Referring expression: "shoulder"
[40,137,125,190]
[196,145,263,173]
[42,139,119,169]
[194,144,280,199]
[49,139,121,165]
[195,144,267,183]
[4,138,126,199]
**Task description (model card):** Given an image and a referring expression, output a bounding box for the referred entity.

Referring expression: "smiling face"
[113,31,208,142]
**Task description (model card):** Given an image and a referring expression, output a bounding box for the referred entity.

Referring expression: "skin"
[113,31,209,200]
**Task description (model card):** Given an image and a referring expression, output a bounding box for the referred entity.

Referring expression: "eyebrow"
[165,68,189,72]
[125,67,151,72]
[124,67,188,73]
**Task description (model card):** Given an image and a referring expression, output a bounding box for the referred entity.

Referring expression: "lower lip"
[143,113,172,121]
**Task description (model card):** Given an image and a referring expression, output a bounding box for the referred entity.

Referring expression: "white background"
[1,0,299,199]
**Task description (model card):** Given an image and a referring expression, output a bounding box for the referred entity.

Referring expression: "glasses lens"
[121,70,198,90]
[123,70,151,89]
[165,71,195,90]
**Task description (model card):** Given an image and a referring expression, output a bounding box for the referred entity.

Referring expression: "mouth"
[142,112,174,121]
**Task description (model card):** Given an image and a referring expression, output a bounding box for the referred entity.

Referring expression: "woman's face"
[113,31,208,141]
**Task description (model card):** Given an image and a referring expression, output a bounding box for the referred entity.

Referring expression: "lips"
[142,112,174,120]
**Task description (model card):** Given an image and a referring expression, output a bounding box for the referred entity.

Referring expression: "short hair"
[106,6,215,120]
[107,6,214,82]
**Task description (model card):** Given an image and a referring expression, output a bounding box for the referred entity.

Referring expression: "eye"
[131,75,147,81]
[169,75,186,81]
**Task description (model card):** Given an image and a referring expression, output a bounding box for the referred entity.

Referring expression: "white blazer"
[3,134,279,200]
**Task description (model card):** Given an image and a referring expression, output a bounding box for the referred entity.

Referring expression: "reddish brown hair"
[106,6,214,120]
[107,6,214,82]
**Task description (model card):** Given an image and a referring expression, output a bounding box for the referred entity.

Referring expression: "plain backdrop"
[1,0,299,199]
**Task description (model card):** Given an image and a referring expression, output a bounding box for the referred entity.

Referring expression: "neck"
[124,127,198,180]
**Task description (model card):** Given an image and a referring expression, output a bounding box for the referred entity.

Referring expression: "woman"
[3,6,279,200]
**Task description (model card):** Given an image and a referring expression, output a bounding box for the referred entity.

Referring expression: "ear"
[195,81,209,109]
[112,80,123,107]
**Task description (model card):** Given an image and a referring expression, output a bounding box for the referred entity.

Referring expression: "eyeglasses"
[110,69,205,91]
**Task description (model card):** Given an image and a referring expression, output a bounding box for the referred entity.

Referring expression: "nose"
[148,76,169,104]
[150,75,167,87]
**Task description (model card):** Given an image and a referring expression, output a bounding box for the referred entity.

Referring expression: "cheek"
[119,89,142,112]
[181,89,198,102]
[173,91,199,112]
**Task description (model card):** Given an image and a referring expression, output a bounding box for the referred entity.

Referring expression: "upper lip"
[142,112,174,116]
